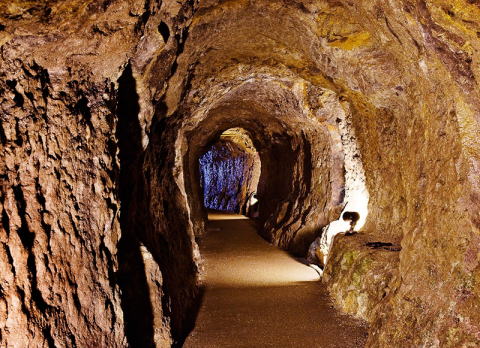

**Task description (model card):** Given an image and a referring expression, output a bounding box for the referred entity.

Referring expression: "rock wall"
[0,0,200,346]
[0,56,126,348]
[1,0,480,347]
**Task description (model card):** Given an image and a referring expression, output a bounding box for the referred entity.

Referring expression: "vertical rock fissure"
[115,64,156,347]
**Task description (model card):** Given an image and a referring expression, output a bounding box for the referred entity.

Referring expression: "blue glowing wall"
[199,140,256,213]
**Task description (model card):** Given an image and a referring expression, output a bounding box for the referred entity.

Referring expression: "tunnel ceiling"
[219,128,257,155]
[1,0,480,347]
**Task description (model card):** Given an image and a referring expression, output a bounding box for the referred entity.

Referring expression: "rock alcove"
[1,0,480,347]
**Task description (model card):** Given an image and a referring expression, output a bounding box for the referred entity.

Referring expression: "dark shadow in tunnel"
[172,285,206,348]
[115,63,156,348]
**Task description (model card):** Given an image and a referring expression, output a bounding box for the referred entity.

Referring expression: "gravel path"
[184,213,368,347]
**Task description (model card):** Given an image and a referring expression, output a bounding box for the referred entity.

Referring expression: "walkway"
[184,212,368,347]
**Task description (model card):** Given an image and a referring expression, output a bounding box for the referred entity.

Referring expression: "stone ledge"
[322,233,400,322]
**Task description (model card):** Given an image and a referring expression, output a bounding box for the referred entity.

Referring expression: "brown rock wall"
[0,0,199,346]
[0,58,127,347]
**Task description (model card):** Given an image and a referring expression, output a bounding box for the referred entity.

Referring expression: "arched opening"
[181,113,369,347]
[132,74,371,346]
[198,127,261,215]
[179,79,350,256]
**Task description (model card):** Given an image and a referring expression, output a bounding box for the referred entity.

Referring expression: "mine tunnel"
[129,72,370,346]
[185,120,369,346]
[1,0,480,347]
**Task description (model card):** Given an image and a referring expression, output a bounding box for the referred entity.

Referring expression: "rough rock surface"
[0,0,199,346]
[322,234,401,323]
[1,0,480,347]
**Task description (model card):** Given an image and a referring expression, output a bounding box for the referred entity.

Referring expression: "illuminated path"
[184,213,368,347]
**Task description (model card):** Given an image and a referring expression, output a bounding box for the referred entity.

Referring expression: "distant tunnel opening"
[199,127,261,215]
[180,81,351,256]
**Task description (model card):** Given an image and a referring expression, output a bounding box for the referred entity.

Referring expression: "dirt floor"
[183,213,368,347]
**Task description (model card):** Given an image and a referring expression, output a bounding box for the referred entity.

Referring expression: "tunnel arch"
[173,76,360,255]
[2,0,479,346]
[138,62,373,344]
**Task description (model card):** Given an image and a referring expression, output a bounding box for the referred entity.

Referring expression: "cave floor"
[183,212,368,347]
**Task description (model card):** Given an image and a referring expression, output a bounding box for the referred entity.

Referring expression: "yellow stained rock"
[328,31,372,50]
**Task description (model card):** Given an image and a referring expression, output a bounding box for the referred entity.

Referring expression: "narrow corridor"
[184,213,368,347]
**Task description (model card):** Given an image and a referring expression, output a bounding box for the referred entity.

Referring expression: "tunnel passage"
[176,78,354,255]
[118,33,371,348]
[199,128,261,214]
[2,0,480,347]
